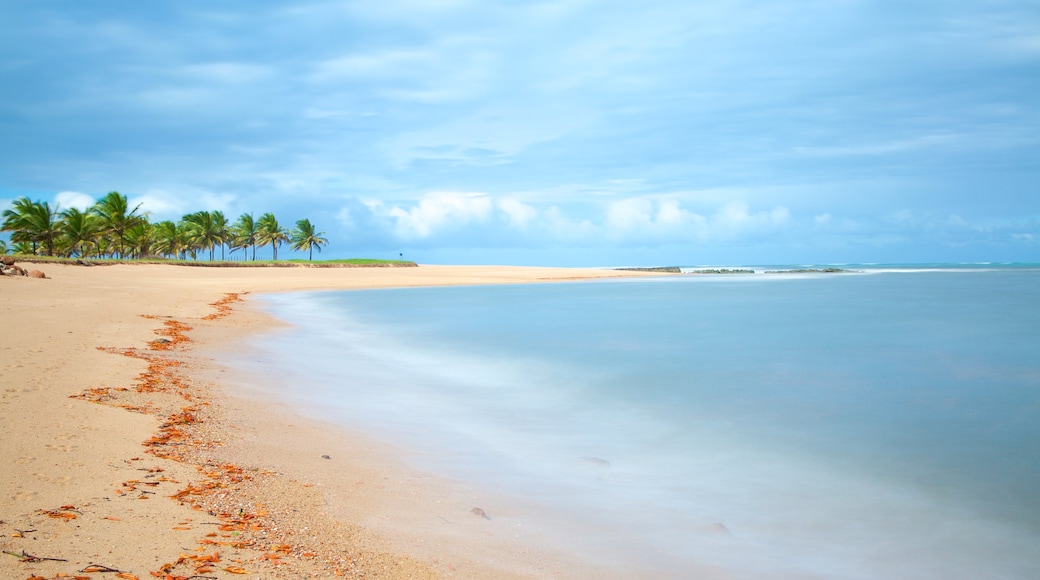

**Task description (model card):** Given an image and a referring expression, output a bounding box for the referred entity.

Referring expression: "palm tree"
[182,211,225,261]
[232,213,260,261]
[256,212,290,260]
[92,192,144,259]
[9,241,34,255]
[60,207,102,258]
[1,197,61,255]
[1,197,38,253]
[124,222,155,259]
[0,239,7,255]
[290,218,329,261]
[212,210,230,260]
[152,221,183,259]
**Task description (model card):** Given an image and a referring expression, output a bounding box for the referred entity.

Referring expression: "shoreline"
[1,263,661,579]
[198,296,694,579]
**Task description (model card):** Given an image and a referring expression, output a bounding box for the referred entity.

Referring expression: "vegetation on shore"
[688,268,755,274]
[616,266,683,273]
[5,255,416,268]
[1,192,334,262]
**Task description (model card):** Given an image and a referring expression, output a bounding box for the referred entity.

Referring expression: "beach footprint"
[13,489,38,502]
[34,473,73,486]
[45,443,78,453]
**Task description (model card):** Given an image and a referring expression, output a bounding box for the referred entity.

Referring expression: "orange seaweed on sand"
[141,317,193,350]
[87,302,342,578]
[69,386,113,403]
[202,292,245,320]
[41,508,78,521]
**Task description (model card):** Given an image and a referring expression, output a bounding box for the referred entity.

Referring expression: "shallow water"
[233,267,1040,578]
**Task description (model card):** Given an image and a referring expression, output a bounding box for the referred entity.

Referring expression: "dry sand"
[1,263,661,580]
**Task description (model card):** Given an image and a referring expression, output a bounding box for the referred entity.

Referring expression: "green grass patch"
[6,255,417,268]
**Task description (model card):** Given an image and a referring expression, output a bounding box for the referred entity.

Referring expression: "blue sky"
[2,1,1038,266]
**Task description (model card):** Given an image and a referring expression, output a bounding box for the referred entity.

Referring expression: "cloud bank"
[1,0,1037,264]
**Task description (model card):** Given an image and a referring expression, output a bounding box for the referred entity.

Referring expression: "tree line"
[1,192,329,261]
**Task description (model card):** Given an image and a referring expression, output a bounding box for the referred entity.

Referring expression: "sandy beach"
[1,263,659,580]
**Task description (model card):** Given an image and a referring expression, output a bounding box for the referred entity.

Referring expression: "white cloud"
[602,197,710,238]
[496,197,538,229]
[386,102,597,168]
[180,62,271,84]
[312,49,436,82]
[55,191,96,211]
[889,209,917,225]
[707,202,791,240]
[793,135,957,158]
[656,200,697,226]
[336,206,355,229]
[369,192,752,246]
[131,191,190,220]
[386,192,494,239]
[137,87,217,110]
[543,205,596,242]
[605,198,655,231]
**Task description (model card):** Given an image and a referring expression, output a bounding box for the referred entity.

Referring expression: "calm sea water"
[236,266,1040,578]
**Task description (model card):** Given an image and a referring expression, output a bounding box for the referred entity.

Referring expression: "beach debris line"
[62,293,435,579]
[39,505,81,521]
[79,562,127,573]
[142,316,193,350]
[2,549,67,563]
[202,292,245,320]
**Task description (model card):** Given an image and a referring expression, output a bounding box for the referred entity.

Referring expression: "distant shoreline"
[616,266,858,274]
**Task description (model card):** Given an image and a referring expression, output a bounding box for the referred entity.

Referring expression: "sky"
[1,1,1038,266]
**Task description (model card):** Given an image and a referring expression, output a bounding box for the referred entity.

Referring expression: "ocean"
[231,266,1040,578]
